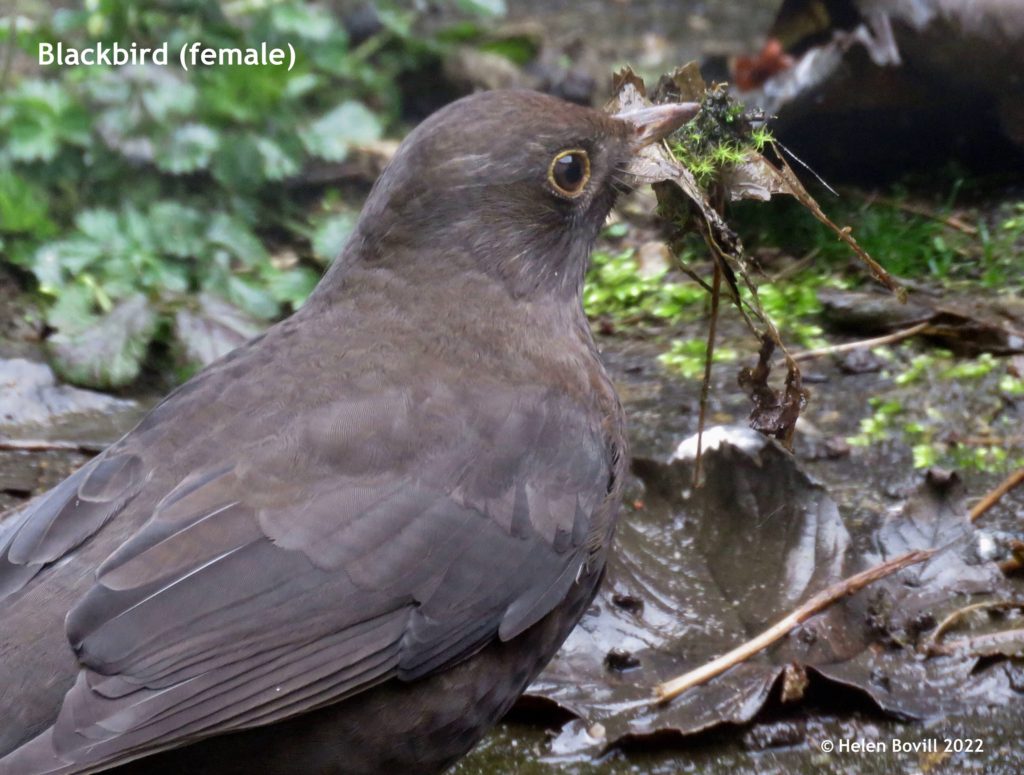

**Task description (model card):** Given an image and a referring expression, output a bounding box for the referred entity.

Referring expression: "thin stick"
[955,435,1024,448]
[850,192,979,236]
[898,203,977,235]
[0,439,105,453]
[767,148,905,300]
[922,601,1024,652]
[694,262,722,486]
[969,468,1024,523]
[676,263,716,296]
[654,549,935,702]
[768,247,819,284]
[787,322,930,363]
[924,627,1024,657]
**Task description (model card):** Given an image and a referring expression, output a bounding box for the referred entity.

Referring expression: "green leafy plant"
[583,239,707,323]
[583,241,830,379]
[847,348,1024,473]
[752,278,827,348]
[0,0,491,387]
[659,338,739,380]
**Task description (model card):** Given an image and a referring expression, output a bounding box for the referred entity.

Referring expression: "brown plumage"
[0,90,695,774]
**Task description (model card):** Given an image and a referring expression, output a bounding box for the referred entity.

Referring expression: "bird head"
[332,90,697,301]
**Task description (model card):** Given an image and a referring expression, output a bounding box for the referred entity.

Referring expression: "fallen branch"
[0,438,106,454]
[654,549,935,703]
[694,261,722,486]
[787,321,930,363]
[969,467,1024,523]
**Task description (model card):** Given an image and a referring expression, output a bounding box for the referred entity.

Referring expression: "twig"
[677,266,716,296]
[850,191,979,236]
[969,468,1024,523]
[922,601,1024,652]
[654,549,935,703]
[787,322,930,363]
[0,438,106,454]
[954,435,1024,448]
[694,261,722,486]
[924,627,1024,658]
[902,204,977,235]
[767,247,819,284]
[767,149,905,301]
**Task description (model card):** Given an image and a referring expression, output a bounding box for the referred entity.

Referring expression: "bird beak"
[616,102,701,148]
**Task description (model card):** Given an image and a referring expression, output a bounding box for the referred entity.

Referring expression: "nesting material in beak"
[616,102,701,148]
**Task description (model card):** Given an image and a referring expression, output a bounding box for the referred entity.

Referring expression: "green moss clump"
[668,84,770,188]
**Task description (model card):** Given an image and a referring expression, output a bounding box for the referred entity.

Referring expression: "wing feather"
[0,454,143,599]
[1,384,616,774]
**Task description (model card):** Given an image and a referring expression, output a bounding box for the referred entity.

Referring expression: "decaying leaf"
[720,152,789,202]
[525,431,1019,754]
[651,61,707,104]
[737,334,808,445]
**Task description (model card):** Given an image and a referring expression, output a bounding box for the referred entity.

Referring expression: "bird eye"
[548,149,590,197]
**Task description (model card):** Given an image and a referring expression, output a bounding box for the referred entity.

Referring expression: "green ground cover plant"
[0,0,500,386]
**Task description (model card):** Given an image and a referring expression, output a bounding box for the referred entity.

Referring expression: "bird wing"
[0,452,146,600]
[0,380,615,774]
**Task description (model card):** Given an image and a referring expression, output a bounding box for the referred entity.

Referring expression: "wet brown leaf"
[525,435,1019,753]
[737,335,808,445]
[651,61,707,104]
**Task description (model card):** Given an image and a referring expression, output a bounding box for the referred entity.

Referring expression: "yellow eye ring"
[547,149,591,198]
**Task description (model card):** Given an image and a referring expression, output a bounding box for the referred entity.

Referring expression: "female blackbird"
[0,90,694,774]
